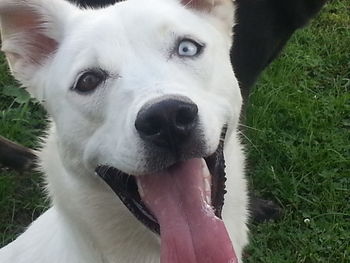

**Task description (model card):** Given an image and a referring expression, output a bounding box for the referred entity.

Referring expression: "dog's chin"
[95,134,227,235]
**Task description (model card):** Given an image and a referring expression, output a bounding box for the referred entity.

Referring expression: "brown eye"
[74,69,106,93]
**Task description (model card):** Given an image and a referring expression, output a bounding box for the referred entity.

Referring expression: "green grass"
[0,0,349,261]
[244,1,350,262]
[0,55,49,245]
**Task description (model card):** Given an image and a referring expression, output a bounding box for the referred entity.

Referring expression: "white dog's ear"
[180,0,234,32]
[0,0,76,99]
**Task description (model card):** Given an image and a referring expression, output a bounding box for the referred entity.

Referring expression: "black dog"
[233,0,326,103]
[0,0,326,222]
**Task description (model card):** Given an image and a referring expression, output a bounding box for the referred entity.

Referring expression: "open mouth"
[95,133,227,235]
[95,128,237,262]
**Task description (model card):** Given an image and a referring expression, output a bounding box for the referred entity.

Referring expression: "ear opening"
[181,0,213,10]
[0,0,75,98]
[180,0,235,33]
[1,7,58,65]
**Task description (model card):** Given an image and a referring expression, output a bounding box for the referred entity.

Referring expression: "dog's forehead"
[56,0,224,78]
[73,0,212,44]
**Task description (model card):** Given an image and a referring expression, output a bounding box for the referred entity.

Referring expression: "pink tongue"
[137,158,237,263]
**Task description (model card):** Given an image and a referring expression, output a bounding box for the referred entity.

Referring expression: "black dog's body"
[0,0,326,222]
[233,0,326,101]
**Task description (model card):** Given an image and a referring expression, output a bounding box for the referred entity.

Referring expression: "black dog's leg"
[0,136,37,172]
[250,195,283,223]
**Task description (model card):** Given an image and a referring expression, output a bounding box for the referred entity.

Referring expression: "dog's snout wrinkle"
[135,98,198,152]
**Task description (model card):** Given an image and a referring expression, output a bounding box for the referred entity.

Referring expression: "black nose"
[135,98,198,150]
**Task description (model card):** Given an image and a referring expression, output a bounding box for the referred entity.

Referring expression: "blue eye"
[177,39,203,57]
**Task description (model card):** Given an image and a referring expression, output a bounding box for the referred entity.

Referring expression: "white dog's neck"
[36,125,248,263]
[40,128,160,263]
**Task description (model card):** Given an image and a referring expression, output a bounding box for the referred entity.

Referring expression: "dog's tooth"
[136,179,145,198]
[204,178,211,193]
[201,159,210,178]
[204,177,211,205]
[201,158,206,168]
[200,159,212,204]
[205,193,211,205]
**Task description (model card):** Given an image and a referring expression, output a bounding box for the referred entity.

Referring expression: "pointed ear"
[0,0,77,99]
[180,0,235,33]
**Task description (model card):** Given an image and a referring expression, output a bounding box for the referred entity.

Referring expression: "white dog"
[0,0,248,262]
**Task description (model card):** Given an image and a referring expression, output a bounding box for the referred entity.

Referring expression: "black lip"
[96,129,227,235]
[96,166,161,234]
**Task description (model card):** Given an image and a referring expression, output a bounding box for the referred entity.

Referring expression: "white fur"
[0,0,249,262]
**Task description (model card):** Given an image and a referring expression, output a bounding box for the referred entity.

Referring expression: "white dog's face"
[1,0,242,261]
[47,0,241,176]
[1,0,241,175]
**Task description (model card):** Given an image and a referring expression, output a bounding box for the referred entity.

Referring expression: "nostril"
[175,104,198,127]
[135,115,162,136]
[144,116,162,136]
[135,97,199,149]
